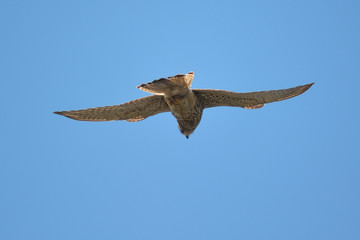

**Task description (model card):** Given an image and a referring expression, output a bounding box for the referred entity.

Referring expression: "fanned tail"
[137,78,178,95]
[137,72,194,95]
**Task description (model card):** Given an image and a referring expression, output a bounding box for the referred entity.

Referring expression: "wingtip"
[297,82,315,94]
[53,111,63,115]
[54,111,72,119]
[53,110,81,121]
[304,82,315,91]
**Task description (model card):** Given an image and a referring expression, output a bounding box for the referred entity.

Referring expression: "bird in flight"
[54,72,314,138]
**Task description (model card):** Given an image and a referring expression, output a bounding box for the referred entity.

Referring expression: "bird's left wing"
[193,83,314,109]
[54,95,170,122]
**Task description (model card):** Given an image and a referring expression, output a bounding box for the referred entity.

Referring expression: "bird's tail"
[137,72,194,95]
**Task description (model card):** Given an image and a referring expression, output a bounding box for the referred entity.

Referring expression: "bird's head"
[177,120,199,139]
[181,129,193,139]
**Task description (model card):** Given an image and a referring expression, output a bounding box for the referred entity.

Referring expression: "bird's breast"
[165,91,199,120]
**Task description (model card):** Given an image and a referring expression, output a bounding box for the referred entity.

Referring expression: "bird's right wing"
[193,83,314,109]
[54,95,170,122]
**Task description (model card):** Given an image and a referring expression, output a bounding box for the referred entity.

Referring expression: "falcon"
[54,72,314,138]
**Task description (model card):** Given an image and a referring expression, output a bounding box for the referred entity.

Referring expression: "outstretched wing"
[54,95,170,122]
[193,83,314,109]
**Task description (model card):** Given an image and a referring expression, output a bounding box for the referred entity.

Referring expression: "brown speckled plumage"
[54,72,314,138]
[54,95,169,122]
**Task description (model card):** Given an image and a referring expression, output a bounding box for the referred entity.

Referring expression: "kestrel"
[54,72,314,138]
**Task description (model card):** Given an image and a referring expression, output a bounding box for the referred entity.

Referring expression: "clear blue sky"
[1,0,359,239]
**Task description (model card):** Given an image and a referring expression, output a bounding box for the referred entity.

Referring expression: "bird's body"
[54,72,314,138]
[166,90,203,138]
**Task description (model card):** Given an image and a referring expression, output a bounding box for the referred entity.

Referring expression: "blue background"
[1,0,359,239]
